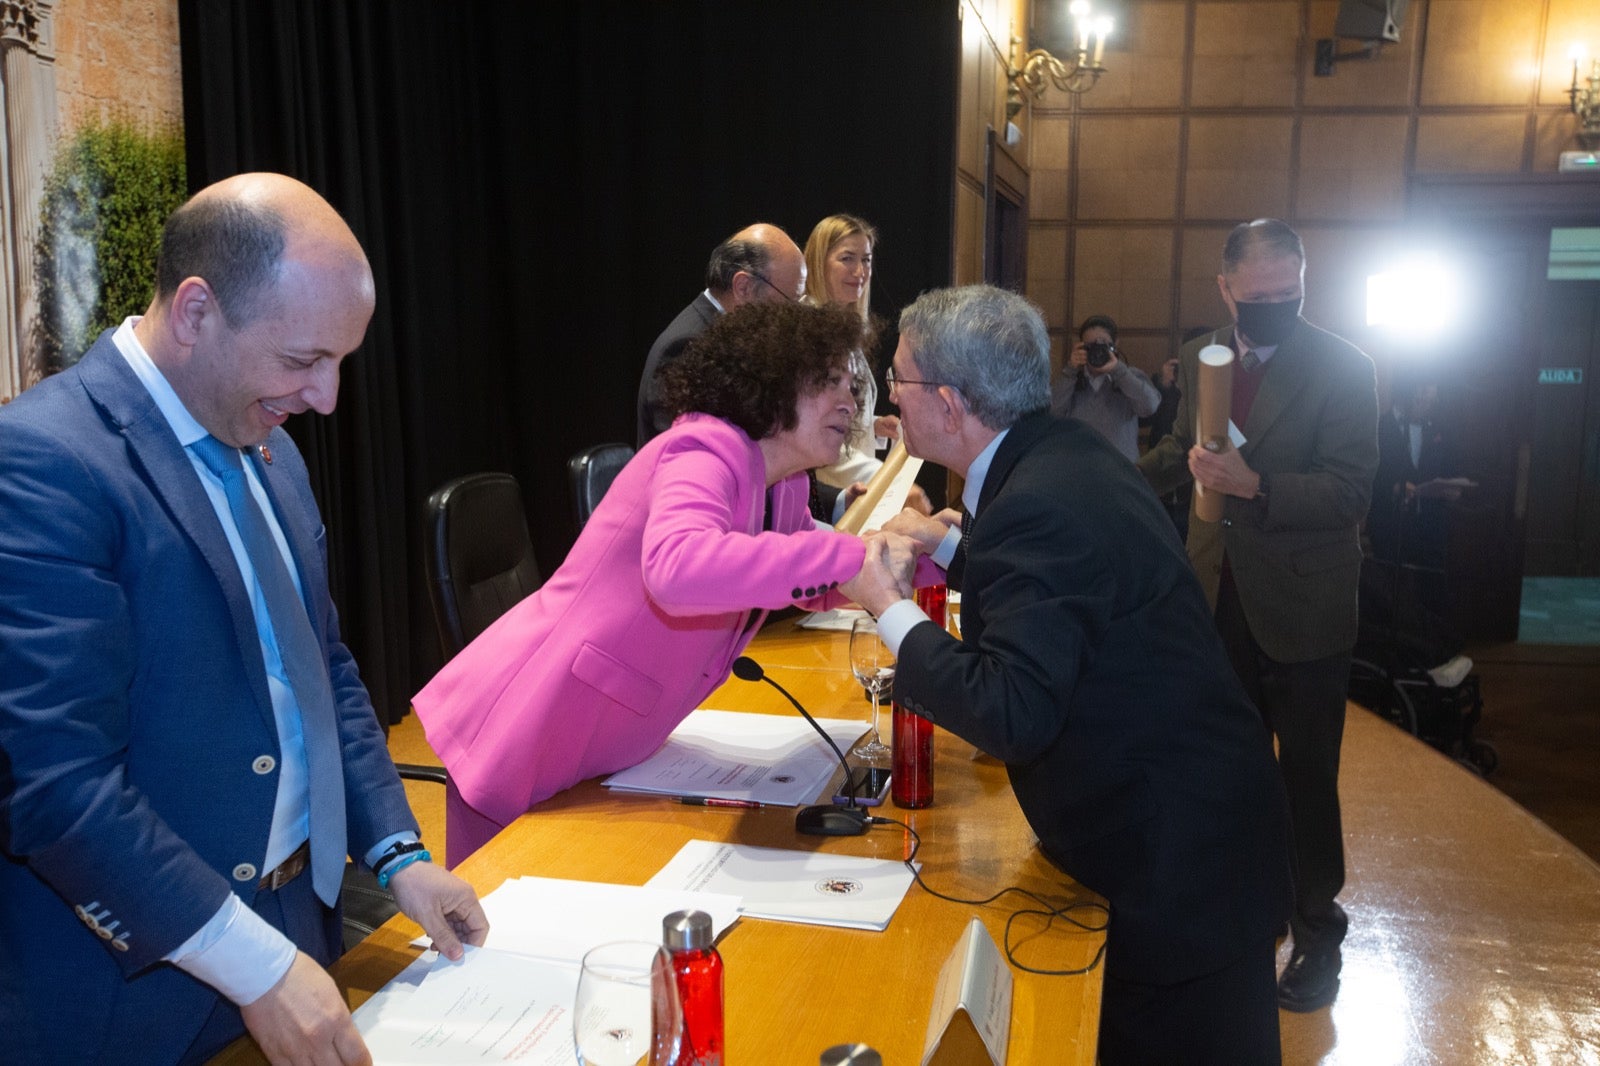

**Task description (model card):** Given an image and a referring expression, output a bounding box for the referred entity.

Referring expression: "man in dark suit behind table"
[846,285,1293,1064]
[635,221,807,447]
[0,173,486,1064]
[1138,219,1379,1013]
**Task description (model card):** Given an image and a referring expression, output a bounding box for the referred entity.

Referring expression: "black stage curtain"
[177,1,959,722]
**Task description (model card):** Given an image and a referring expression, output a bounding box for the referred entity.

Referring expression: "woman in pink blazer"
[415,302,874,864]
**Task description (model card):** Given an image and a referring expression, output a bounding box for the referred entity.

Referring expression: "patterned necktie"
[1240,349,1260,372]
[959,504,974,561]
[191,436,346,906]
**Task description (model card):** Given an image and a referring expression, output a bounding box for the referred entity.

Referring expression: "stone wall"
[52,0,181,130]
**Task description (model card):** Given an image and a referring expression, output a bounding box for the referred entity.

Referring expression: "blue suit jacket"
[0,332,416,1063]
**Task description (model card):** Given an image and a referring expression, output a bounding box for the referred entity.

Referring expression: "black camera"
[1084,340,1116,368]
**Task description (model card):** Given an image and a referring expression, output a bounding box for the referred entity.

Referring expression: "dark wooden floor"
[1460,642,1600,863]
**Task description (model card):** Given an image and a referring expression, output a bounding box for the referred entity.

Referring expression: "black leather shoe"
[1278,948,1341,1012]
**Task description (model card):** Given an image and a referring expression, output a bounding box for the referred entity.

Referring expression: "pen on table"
[678,796,766,809]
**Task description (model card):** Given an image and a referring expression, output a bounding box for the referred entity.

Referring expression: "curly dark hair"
[658,301,864,440]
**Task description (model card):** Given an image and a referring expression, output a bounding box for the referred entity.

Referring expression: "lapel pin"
[259,444,273,465]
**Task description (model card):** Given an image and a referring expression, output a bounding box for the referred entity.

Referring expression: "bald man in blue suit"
[0,173,486,1064]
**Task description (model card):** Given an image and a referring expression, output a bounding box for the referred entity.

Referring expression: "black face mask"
[1234,298,1301,348]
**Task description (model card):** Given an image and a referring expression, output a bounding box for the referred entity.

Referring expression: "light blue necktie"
[191,435,346,906]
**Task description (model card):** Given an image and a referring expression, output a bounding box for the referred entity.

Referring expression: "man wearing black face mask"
[1138,219,1378,1014]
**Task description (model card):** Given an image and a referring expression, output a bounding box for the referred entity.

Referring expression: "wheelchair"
[1347,555,1499,776]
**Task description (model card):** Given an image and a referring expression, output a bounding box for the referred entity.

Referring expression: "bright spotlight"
[1366,255,1462,337]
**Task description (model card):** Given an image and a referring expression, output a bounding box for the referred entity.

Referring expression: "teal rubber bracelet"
[376,849,431,889]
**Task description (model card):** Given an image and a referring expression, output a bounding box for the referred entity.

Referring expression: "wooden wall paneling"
[1414,112,1533,172]
[1189,1,1302,109]
[1419,0,1543,107]
[1076,115,1183,220]
[1028,112,1073,219]
[1183,114,1296,220]
[1298,114,1410,221]
[1176,224,1235,336]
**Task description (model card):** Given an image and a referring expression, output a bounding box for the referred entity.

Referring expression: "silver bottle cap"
[662,909,713,951]
[820,1044,882,1066]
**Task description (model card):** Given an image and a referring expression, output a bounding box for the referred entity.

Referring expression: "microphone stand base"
[795,804,872,836]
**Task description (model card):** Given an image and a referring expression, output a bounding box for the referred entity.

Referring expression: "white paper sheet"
[797,606,871,631]
[473,876,742,962]
[409,875,742,958]
[862,454,924,530]
[358,945,578,1064]
[645,839,916,931]
[601,709,866,805]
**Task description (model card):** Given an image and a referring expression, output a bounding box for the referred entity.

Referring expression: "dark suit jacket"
[636,292,719,448]
[1368,409,1453,565]
[634,292,841,521]
[896,413,1292,984]
[1138,320,1379,663]
[0,333,416,1063]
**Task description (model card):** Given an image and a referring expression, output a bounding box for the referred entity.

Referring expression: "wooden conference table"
[216,613,1107,1063]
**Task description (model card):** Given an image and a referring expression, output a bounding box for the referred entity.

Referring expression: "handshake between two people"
[838,506,962,618]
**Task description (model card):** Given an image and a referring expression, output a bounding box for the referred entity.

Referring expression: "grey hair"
[897,285,1051,430]
[1222,218,1304,274]
[705,235,773,293]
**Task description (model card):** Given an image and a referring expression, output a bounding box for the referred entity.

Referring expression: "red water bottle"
[893,586,942,808]
[664,909,723,1066]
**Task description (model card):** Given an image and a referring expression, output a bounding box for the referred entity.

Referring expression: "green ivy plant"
[31,116,186,377]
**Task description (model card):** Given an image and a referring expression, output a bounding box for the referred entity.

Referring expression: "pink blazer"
[413,414,866,826]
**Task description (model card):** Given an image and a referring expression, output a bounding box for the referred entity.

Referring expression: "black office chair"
[567,442,634,532]
[424,471,543,660]
[341,473,543,949]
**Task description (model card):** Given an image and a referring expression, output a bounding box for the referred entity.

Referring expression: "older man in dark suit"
[1139,219,1380,1013]
[635,222,806,447]
[849,285,1293,1065]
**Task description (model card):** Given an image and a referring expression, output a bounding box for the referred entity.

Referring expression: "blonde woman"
[803,214,900,490]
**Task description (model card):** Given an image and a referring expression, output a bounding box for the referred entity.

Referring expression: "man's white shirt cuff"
[166,894,298,1006]
[931,526,961,570]
[876,598,931,655]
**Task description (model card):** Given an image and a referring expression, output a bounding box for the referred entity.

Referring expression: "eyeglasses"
[747,271,796,302]
[886,366,951,392]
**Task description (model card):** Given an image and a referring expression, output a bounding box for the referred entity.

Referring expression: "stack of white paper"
[359,946,578,1064]
[372,875,744,1061]
[646,839,916,932]
[470,876,742,961]
[601,708,866,806]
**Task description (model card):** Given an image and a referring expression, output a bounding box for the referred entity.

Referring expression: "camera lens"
[1085,341,1112,368]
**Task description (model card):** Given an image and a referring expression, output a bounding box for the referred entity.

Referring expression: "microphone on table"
[731,656,871,837]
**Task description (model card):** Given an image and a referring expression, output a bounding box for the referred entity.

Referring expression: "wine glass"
[849,617,895,760]
[574,940,684,1066]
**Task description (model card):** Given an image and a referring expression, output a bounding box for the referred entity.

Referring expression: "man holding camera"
[1050,314,1161,461]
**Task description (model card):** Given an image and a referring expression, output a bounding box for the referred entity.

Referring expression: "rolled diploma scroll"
[1193,344,1235,524]
[835,440,915,534]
